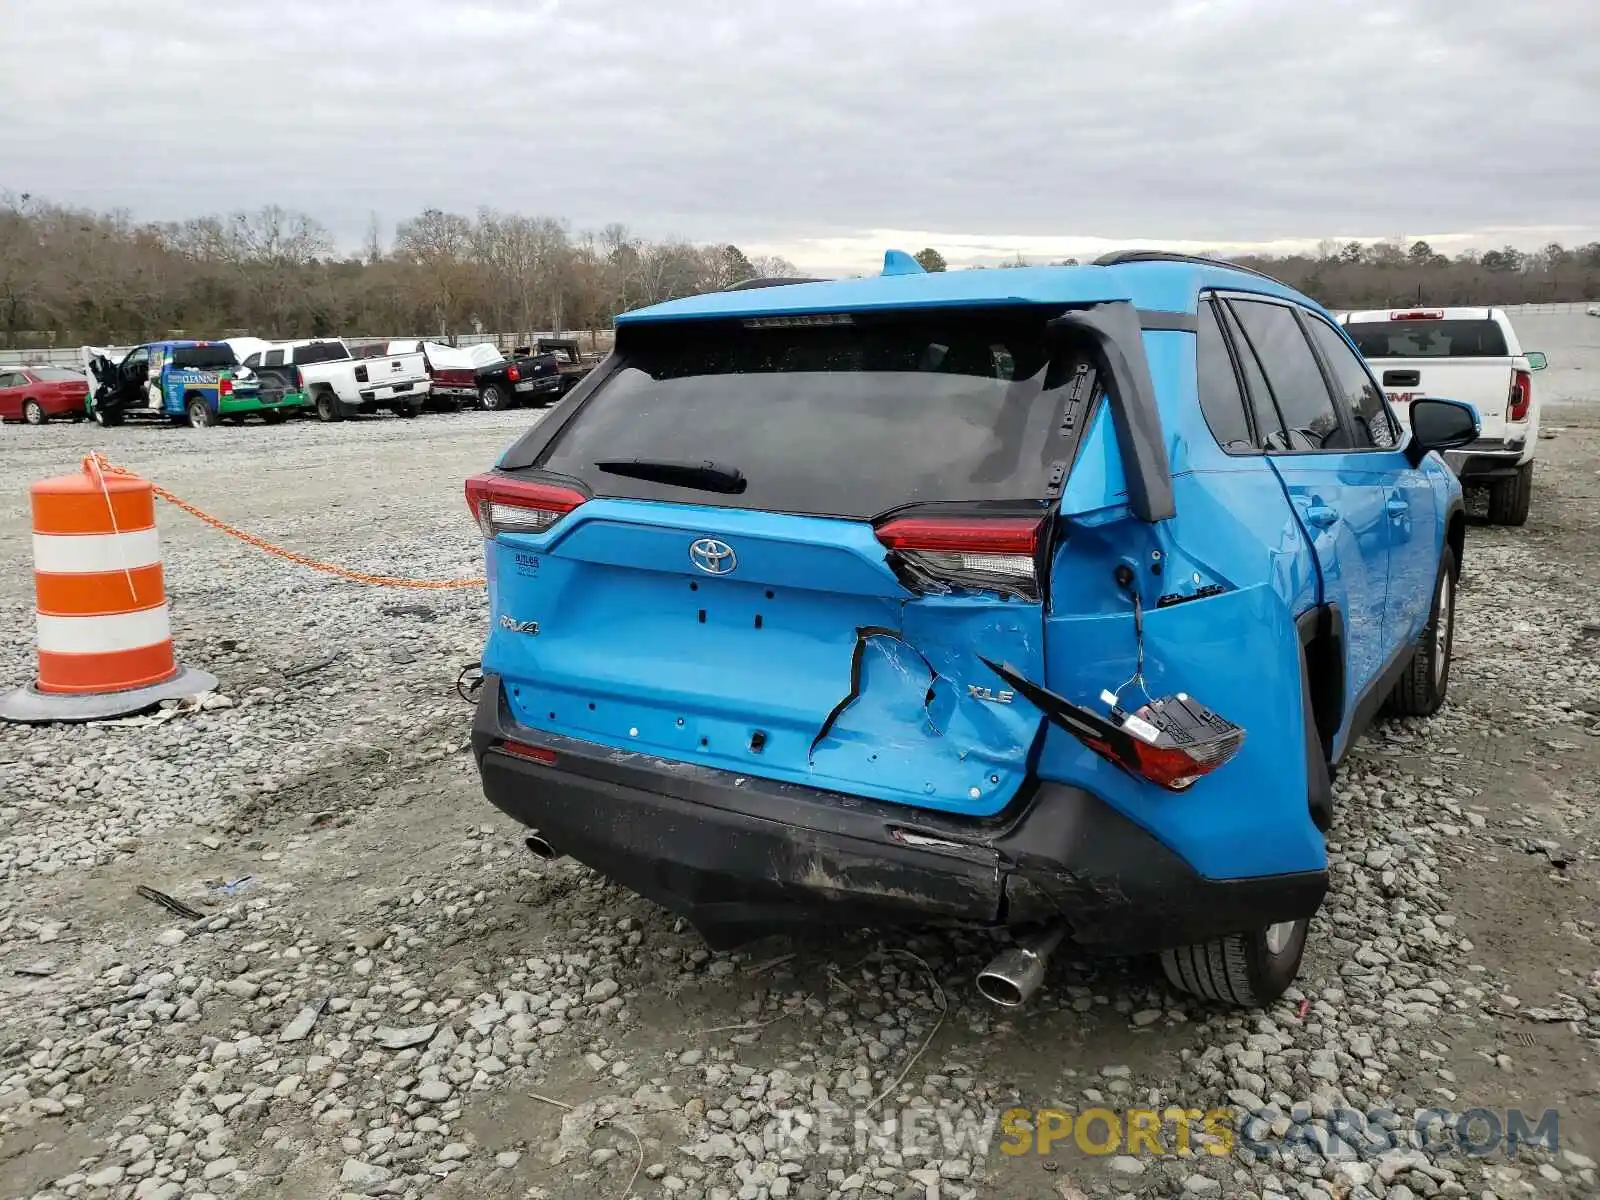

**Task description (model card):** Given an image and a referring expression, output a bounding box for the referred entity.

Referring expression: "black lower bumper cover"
[471,675,1326,953]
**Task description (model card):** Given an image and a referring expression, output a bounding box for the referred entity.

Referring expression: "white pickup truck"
[1338,307,1547,526]
[230,338,430,421]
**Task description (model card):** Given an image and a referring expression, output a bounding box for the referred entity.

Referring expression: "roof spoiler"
[1048,301,1176,523]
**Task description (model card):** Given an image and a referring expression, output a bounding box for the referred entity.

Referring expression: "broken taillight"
[980,659,1244,792]
[1114,694,1246,790]
[875,515,1043,600]
[1507,370,1532,422]
[464,474,586,538]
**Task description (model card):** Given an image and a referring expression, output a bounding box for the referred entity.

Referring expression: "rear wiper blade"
[594,458,747,494]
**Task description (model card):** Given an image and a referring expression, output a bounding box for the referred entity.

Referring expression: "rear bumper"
[470,675,1326,953]
[1445,437,1529,481]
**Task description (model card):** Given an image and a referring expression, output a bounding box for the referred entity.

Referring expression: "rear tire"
[93,407,123,427]
[1486,462,1532,526]
[1161,919,1309,1007]
[1386,546,1457,717]
[315,391,343,422]
[22,400,46,425]
[261,410,286,425]
[479,382,509,411]
[186,396,215,428]
[397,401,421,419]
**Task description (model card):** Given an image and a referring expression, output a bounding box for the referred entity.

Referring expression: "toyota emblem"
[689,538,737,575]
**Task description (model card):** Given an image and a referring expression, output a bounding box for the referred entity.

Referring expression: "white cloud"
[1,0,1595,257]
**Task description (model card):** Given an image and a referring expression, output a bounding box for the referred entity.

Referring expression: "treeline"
[4,190,1598,347]
[0,193,800,346]
[915,239,1600,309]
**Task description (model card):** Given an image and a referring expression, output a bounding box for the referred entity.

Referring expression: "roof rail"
[1092,249,1291,288]
[724,276,828,291]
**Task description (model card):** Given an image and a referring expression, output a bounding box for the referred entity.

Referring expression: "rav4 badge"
[498,615,540,635]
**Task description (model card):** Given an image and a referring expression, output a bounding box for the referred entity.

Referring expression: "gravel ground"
[1,403,1597,1200]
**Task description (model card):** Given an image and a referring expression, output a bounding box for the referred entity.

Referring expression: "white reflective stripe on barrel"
[32,528,162,574]
[34,606,172,655]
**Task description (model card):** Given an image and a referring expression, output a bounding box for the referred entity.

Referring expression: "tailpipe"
[976,923,1067,1008]
[524,834,558,861]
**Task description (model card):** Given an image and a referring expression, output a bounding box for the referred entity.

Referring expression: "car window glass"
[1228,301,1351,452]
[1195,302,1254,453]
[1308,318,1398,449]
[264,350,284,367]
[0,372,20,387]
[243,353,261,368]
[1215,301,1287,450]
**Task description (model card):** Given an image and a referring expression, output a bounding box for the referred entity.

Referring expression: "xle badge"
[498,615,540,635]
[968,684,1015,705]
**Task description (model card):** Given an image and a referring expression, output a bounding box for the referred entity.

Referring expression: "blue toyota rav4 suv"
[467,250,1481,1009]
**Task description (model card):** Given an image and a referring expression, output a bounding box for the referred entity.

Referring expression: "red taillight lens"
[1508,370,1532,422]
[464,473,586,538]
[295,367,304,389]
[1119,695,1245,790]
[875,515,1042,599]
[507,365,521,382]
[219,378,233,396]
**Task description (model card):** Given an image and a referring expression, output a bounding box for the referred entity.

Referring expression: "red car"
[0,366,89,424]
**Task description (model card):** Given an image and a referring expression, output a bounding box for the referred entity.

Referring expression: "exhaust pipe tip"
[976,923,1068,1008]
[524,834,558,860]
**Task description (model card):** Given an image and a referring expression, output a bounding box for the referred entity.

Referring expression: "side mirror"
[1525,351,1548,371]
[1406,397,1479,467]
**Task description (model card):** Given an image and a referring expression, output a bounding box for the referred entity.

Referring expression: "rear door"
[1224,296,1393,709]
[477,307,1093,818]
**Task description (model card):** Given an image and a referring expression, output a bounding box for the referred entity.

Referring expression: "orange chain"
[82,453,486,590]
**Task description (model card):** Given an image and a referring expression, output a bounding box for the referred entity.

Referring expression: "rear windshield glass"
[1344,320,1508,358]
[295,341,350,365]
[32,367,83,382]
[171,346,238,370]
[536,307,1086,518]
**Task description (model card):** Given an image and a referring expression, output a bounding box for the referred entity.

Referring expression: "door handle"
[1304,504,1339,529]
[1386,499,1409,518]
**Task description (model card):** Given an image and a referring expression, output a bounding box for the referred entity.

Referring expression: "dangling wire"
[1106,587,1154,712]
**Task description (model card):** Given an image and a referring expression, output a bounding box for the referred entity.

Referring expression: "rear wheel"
[260,410,286,425]
[396,401,421,418]
[22,400,45,425]
[479,382,509,411]
[1161,920,1310,1007]
[1486,462,1533,526]
[92,407,123,427]
[1386,545,1457,717]
[315,391,343,422]
[186,396,215,428]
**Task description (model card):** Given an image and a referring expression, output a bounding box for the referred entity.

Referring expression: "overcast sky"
[4,0,1595,272]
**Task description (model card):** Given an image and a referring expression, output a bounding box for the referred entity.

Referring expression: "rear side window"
[1195,302,1254,453]
[1228,301,1350,452]
[171,346,237,370]
[1308,319,1399,449]
[536,308,1091,518]
[293,342,350,365]
[263,350,284,367]
[1344,319,1508,358]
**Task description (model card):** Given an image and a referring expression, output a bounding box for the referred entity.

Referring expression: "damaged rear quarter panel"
[1035,581,1325,879]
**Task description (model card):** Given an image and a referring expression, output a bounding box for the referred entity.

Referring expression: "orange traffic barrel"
[1,464,214,723]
